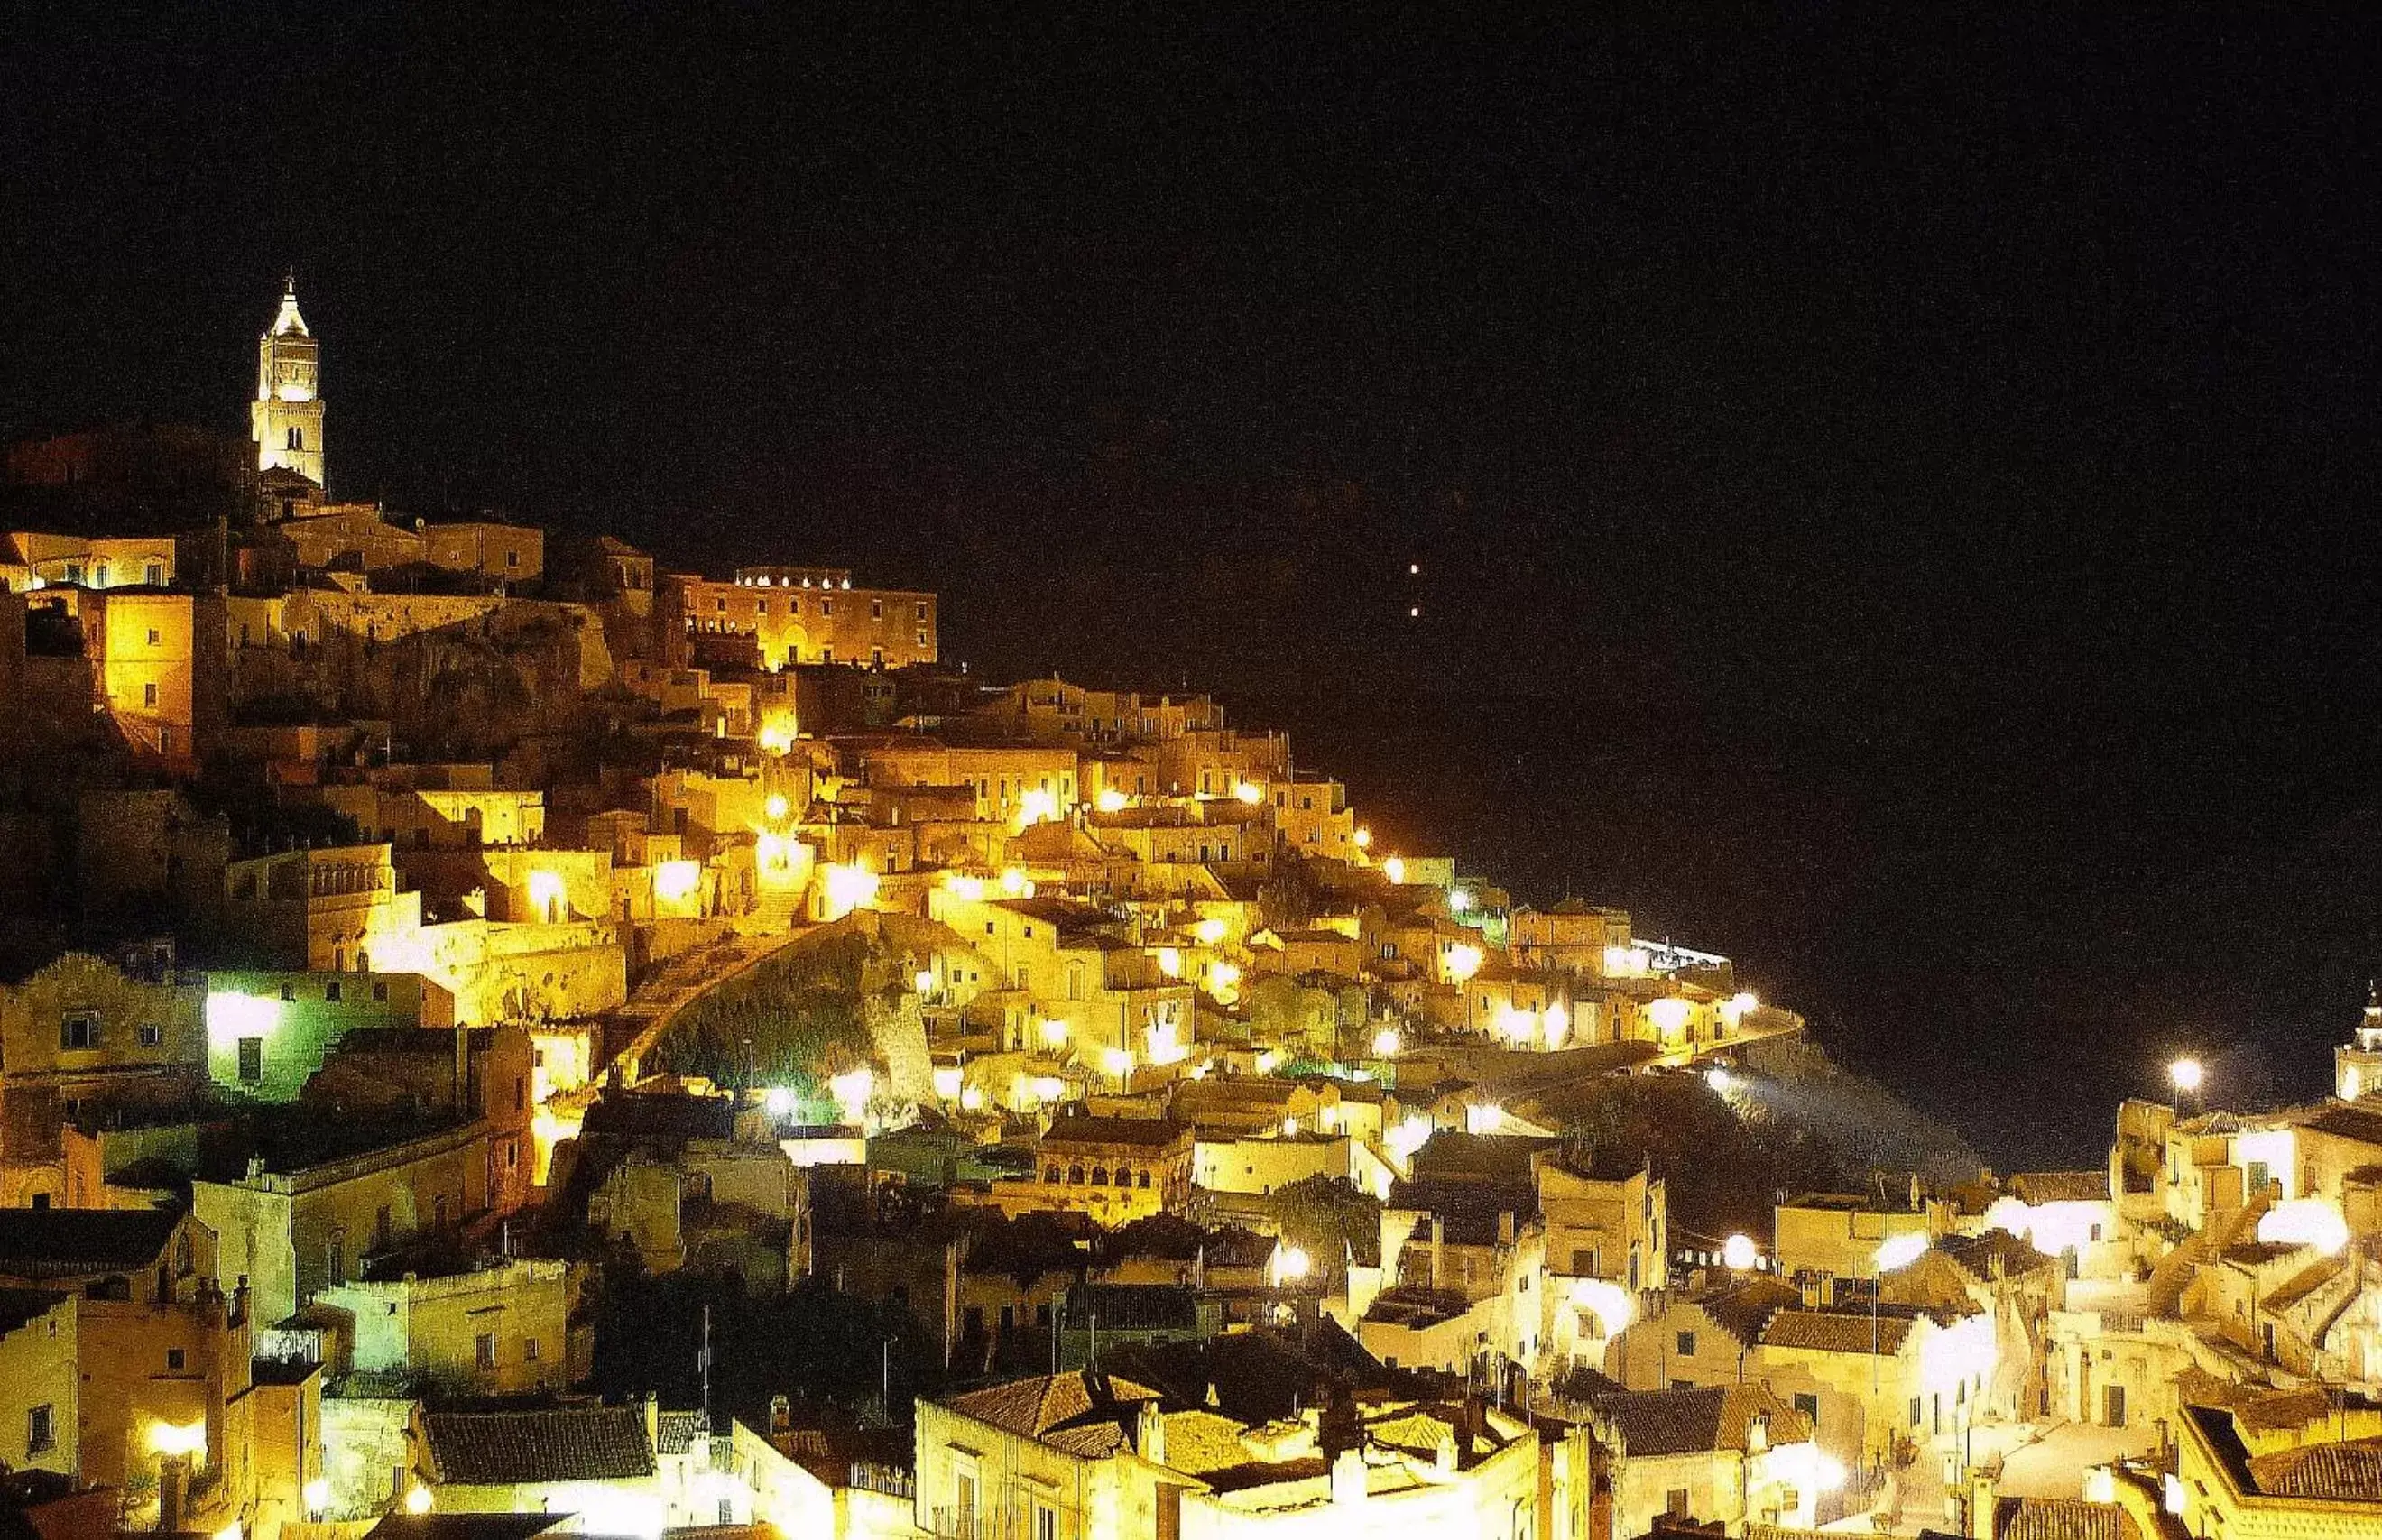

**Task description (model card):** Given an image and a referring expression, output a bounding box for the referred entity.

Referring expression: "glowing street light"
[405,1486,434,1516]
[763,792,789,821]
[1705,1065,1734,1095]
[2170,1056,2205,1106]
[1722,1234,1759,1271]
[1371,1026,1401,1057]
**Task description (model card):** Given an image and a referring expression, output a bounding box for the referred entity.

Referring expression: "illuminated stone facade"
[253,279,325,487]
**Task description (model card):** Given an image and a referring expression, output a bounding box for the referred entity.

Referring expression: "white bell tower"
[2337,982,2382,1102]
[252,272,326,489]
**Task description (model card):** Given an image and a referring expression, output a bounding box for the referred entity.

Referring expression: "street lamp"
[2170,1057,2205,1112]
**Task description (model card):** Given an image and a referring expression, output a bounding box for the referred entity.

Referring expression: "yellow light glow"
[1094,788,1129,814]
[526,869,567,918]
[932,1067,964,1100]
[829,1067,875,1123]
[1371,1027,1401,1057]
[943,872,985,900]
[819,862,880,919]
[148,1420,207,1458]
[1192,917,1227,945]
[1156,946,1183,978]
[764,792,789,821]
[1706,1065,1734,1094]
[1014,789,1059,828]
[405,1485,434,1517]
[1147,1022,1186,1065]
[1722,1234,1759,1270]
[1383,856,1406,884]
[757,722,795,755]
[912,969,935,993]
[1813,1453,1846,1494]
[1353,826,1372,849]
[302,1480,330,1513]
[1493,1004,1537,1044]
[1233,781,1264,805]
[1602,945,1649,978]
[1204,960,1242,1004]
[1648,996,1692,1034]
[1387,1114,1433,1161]
[1281,1115,1300,1137]
[1271,1244,1312,1285]
[1875,1231,1930,1271]
[1102,1047,1134,1080]
[1541,1001,1571,1050]
[653,859,701,903]
[1568,1277,1636,1335]
[215,1523,243,1540]
[755,831,790,872]
[1254,1049,1280,1074]
[1449,888,1473,912]
[1001,866,1029,897]
[1032,1075,1066,1102]
[1445,942,1483,983]
[206,991,279,1045]
[1464,1101,1503,1134]
[1719,990,1759,1028]
[2169,1056,2204,1095]
[764,1087,798,1117]
[960,1085,985,1111]
[2259,1197,2350,1255]
[1039,1018,1070,1047]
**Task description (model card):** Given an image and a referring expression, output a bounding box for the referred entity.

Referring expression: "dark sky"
[9,7,2382,1165]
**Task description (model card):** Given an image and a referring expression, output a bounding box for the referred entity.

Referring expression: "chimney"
[1497,1211,1516,1247]
[1331,1447,1369,1507]
[769,1395,790,1436]
[1799,1273,1828,1309]
[643,1391,660,1452]
[160,1453,189,1533]
[1431,1216,1445,1291]
[1136,1400,1166,1467]
[1968,1469,1998,1540]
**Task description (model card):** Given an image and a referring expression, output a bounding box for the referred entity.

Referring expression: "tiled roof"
[1593,1385,1811,1458]
[1694,1277,1802,1350]
[2008,1171,2110,1205]
[2300,1103,2382,1147]
[421,1407,656,1485]
[1993,1499,2142,1540]
[365,1517,569,1540]
[0,1209,181,1276]
[1042,1116,1187,1149]
[1942,1229,2056,1282]
[1760,1308,1914,1356]
[941,1371,1164,1460]
[655,1410,711,1454]
[2246,1435,2382,1500]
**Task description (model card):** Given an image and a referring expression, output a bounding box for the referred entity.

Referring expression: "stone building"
[253,278,326,489]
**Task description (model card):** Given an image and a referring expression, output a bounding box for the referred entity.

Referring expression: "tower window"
[287,426,303,451]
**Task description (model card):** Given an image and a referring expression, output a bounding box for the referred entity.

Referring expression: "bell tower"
[2337,982,2382,1101]
[252,272,326,489]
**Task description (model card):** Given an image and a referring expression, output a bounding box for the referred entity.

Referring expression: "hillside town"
[0,281,2377,1540]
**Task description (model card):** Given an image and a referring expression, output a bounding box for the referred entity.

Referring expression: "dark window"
[166,1349,186,1371]
[60,1013,96,1050]
[325,981,342,1002]
[1794,1392,1819,1421]
[373,982,388,1002]
[139,1022,163,1048]
[1676,1331,1696,1357]
[26,1405,52,1454]
[238,1037,264,1083]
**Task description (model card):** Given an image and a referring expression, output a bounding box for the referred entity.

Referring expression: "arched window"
[1138,1170,1151,1189]
[1090,1167,1108,1187]
[1046,1166,1061,1184]
[287,426,304,451]
[1068,1165,1085,1185]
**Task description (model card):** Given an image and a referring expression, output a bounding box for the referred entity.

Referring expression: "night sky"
[9,9,2382,1166]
